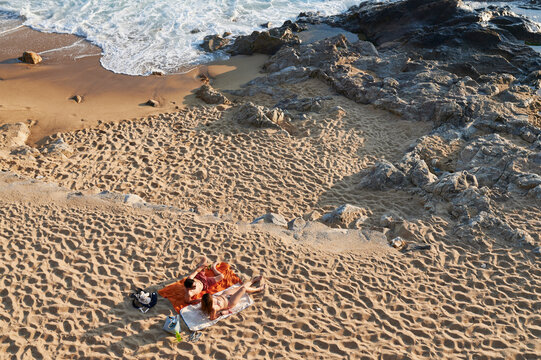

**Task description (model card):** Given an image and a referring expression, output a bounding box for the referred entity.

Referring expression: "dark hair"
[184,278,195,289]
[201,293,213,316]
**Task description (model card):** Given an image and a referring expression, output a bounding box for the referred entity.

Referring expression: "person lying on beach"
[200,275,265,320]
[184,256,224,304]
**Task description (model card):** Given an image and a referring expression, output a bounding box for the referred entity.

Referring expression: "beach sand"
[0,23,540,360]
[0,24,267,144]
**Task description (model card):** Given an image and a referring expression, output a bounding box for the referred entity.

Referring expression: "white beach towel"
[180,284,253,332]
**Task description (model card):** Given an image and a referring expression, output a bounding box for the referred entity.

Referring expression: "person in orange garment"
[201,275,265,320]
[184,256,224,305]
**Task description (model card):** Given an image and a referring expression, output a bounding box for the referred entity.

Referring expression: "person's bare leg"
[226,285,248,309]
[209,261,224,282]
[245,276,265,293]
[195,256,209,268]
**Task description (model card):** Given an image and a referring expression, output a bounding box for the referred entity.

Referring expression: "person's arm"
[216,309,232,318]
[187,264,206,280]
[210,309,217,321]
[184,289,192,303]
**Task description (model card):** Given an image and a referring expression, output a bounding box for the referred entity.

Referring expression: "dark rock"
[71,95,83,103]
[201,35,230,52]
[195,84,231,105]
[358,161,407,190]
[429,171,478,200]
[145,99,159,107]
[227,28,300,56]
[190,28,201,34]
[234,102,286,129]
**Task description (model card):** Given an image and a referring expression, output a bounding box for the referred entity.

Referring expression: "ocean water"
[1,1,540,75]
[0,0,359,75]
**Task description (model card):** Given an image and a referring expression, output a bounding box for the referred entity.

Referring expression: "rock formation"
[18,51,42,64]
[195,84,231,105]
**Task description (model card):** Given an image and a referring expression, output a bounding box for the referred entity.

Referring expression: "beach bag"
[163,315,181,334]
[131,288,158,313]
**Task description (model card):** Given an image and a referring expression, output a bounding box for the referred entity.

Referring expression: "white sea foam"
[0,0,359,75]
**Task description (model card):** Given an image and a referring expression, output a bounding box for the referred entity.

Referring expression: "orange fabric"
[158,262,241,313]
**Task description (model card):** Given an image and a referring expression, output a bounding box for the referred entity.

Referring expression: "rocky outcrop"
[233,102,288,130]
[200,35,230,52]
[227,27,300,55]
[358,161,407,190]
[274,96,331,113]
[195,84,231,105]
[18,51,42,64]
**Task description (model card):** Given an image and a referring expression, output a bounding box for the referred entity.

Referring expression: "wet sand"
[0,25,267,144]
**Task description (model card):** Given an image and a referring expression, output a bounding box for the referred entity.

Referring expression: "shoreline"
[0,24,268,144]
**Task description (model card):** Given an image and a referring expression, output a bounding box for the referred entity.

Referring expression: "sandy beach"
[1,1,540,359]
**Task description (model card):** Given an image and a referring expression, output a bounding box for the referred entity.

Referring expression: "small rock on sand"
[252,213,288,227]
[321,204,370,229]
[18,51,42,64]
[71,95,83,103]
[287,217,306,231]
[146,99,159,107]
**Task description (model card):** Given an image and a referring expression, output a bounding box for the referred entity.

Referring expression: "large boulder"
[228,28,300,56]
[195,84,231,105]
[18,51,42,64]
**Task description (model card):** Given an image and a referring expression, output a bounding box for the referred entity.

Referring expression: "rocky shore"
[0,0,540,359]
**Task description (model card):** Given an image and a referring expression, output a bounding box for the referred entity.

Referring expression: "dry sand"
[0,25,540,360]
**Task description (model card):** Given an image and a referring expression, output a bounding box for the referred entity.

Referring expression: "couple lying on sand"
[184,257,265,320]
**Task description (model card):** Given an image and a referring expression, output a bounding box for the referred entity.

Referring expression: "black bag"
[130,288,158,313]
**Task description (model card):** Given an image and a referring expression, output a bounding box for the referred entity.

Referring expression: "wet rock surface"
[18,51,42,64]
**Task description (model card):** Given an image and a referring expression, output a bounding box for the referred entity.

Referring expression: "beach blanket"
[158,262,241,313]
[180,284,253,332]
